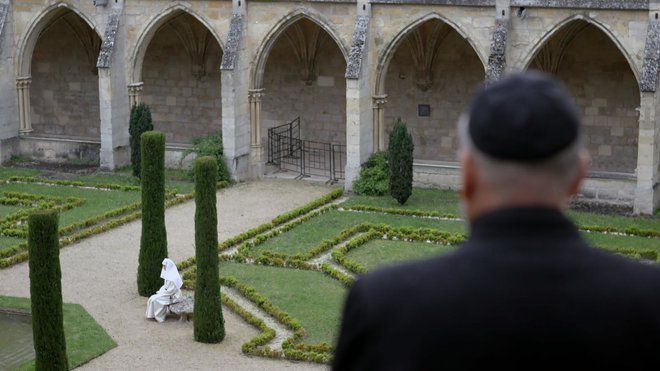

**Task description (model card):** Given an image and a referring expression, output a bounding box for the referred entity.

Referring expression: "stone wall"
[141,17,223,145]
[30,15,100,139]
[261,21,347,145]
[383,29,485,161]
[530,24,640,173]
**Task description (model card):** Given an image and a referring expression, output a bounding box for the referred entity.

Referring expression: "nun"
[146,258,183,322]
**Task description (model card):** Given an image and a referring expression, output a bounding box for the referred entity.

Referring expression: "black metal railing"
[267,117,346,183]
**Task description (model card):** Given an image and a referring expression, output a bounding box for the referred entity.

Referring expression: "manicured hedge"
[137,131,168,296]
[28,211,68,370]
[193,157,225,343]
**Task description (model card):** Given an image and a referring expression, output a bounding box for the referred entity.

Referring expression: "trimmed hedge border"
[176,187,344,271]
[0,180,228,268]
[220,276,333,364]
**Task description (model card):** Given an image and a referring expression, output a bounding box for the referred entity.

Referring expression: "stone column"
[344,2,372,190]
[16,76,32,135]
[221,0,250,181]
[249,88,265,178]
[636,8,660,214]
[127,82,143,107]
[634,92,659,214]
[372,95,387,151]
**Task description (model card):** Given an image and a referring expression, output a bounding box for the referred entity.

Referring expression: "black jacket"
[333,207,660,370]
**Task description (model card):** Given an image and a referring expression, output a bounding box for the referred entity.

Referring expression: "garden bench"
[169,296,194,322]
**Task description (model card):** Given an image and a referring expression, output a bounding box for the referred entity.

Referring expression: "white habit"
[146,258,183,322]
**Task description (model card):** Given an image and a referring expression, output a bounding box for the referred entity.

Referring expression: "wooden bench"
[169,296,194,322]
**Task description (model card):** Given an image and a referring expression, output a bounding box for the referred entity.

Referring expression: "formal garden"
[1,161,658,368]
[0,120,659,368]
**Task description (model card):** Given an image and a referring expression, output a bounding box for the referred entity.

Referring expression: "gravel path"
[0,179,334,370]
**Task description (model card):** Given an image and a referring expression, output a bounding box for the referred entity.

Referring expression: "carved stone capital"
[16,76,32,89]
[249,89,265,103]
[373,94,388,107]
[128,82,144,95]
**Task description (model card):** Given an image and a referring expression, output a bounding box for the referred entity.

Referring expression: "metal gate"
[267,117,346,183]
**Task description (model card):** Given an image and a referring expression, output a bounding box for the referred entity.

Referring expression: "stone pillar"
[344,2,372,190]
[372,95,387,151]
[636,7,660,214]
[634,92,659,214]
[221,0,250,181]
[128,82,143,107]
[249,88,265,178]
[16,76,32,135]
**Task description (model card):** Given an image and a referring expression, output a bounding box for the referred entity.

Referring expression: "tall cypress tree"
[388,118,414,205]
[137,131,168,297]
[193,156,225,343]
[28,211,69,371]
[129,103,154,178]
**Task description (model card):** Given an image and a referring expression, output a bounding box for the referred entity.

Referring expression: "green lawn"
[0,183,140,227]
[342,188,460,214]
[0,296,116,370]
[570,210,660,230]
[220,262,346,345]
[251,210,466,256]
[346,239,457,270]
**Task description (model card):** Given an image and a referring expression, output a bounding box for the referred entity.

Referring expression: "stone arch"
[375,13,488,96]
[519,15,640,86]
[130,3,224,84]
[16,2,100,77]
[251,8,349,90]
[137,5,225,145]
[525,17,640,174]
[375,13,485,161]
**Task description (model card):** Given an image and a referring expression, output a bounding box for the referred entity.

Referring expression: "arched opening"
[260,17,347,146]
[140,11,223,144]
[528,20,640,173]
[29,8,101,139]
[381,18,485,161]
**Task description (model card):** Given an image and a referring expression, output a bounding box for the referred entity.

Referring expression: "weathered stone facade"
[0,0,658,214]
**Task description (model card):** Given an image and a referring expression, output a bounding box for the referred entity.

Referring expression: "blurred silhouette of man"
[333,72,660,370]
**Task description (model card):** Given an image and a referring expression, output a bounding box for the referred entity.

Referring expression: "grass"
[0,296,116,370]
[343,188,460,214]
[0,183,140,227]
[219,262,346,345]
[570,210,660,230]
[346,239,457,270]
[251,210,466,256]
[0,204,23,218]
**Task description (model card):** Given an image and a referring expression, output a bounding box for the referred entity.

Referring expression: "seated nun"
[146,258,183,323]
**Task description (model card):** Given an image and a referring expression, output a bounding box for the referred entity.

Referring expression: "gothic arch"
[519,15,640,87]
[16,2,100,77]
[251,8,349,89]
[130,3,225,83]
[375,13,488,96]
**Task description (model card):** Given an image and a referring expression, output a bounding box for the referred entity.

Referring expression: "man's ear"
[460,150,475,202]
[569,150,589,197]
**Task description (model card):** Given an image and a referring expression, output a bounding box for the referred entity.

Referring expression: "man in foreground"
[333,72,660,370]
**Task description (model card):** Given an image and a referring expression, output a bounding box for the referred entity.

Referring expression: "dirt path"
[0,179,334,370]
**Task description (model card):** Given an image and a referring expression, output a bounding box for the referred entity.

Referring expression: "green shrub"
[28,211,69,371]
[129,103,154,178]
[388,118,414,205]
[181,132,231,182]
[137,131,168,297]
[193,156,225,343]
[353,151,389,196]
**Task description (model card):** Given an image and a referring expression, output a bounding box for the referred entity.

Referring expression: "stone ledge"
[169,296,194,322]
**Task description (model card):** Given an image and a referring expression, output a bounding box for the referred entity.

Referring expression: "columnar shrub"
[137,131,168,297]
[129,103,154,178]
[28,211,69,371]
[353,151,389,196]
[193,156,225,343]
[388,118,414,205]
